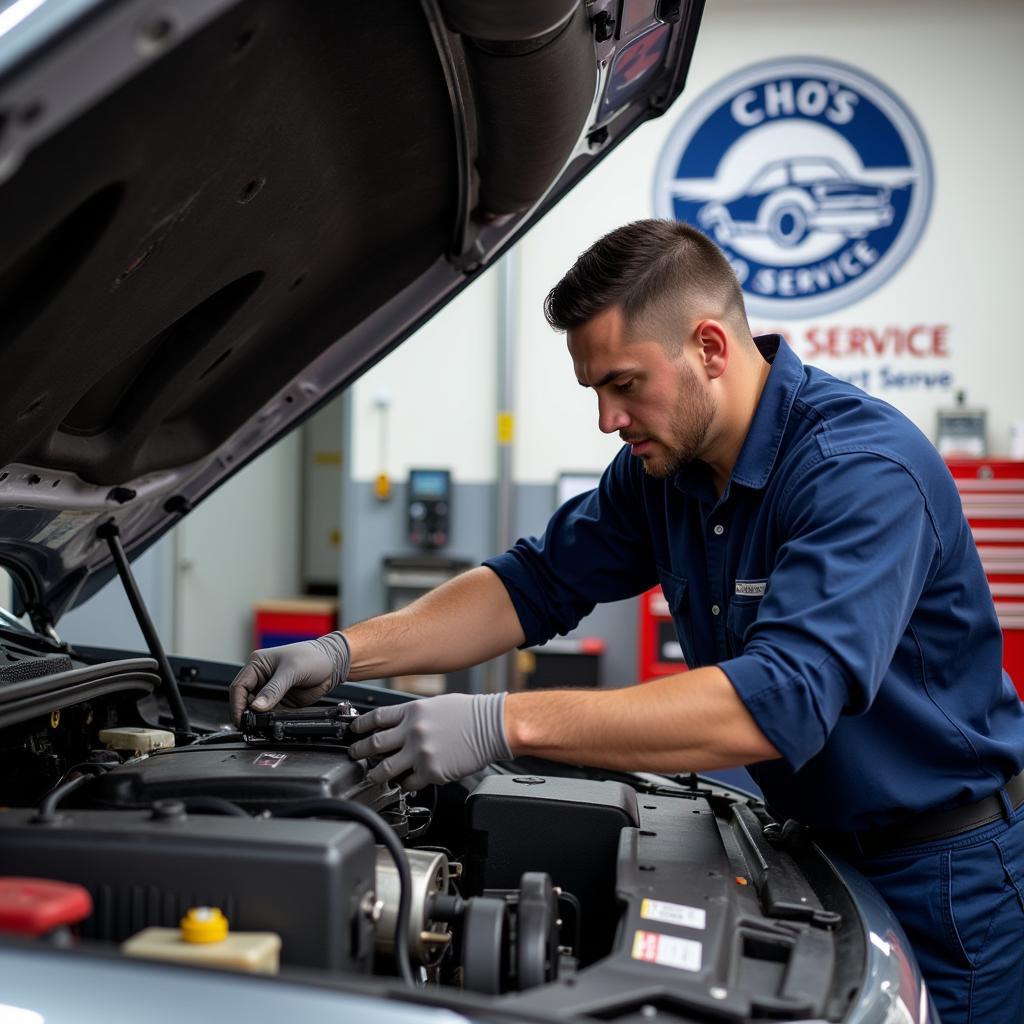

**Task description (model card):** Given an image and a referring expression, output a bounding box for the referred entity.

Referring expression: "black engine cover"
[86,741,392,811]
[0,807,376,971]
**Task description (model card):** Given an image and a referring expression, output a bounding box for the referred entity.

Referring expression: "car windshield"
[790,159,847,184]
[748,163,788,192]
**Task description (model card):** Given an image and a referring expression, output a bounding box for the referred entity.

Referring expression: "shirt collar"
[671,334,803,498]
[729,334,804,490]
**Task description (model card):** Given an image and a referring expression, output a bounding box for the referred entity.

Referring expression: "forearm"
[344,566,525,680]
[505,666,780,772]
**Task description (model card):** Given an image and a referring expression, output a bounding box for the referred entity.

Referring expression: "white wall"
[171,431,303,662]
[349,263,502,484]
[511,0,1024,481]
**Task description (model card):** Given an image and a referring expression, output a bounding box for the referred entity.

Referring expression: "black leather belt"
[815,770,1024,858]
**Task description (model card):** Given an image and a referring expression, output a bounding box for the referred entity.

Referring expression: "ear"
[693,319,729,380]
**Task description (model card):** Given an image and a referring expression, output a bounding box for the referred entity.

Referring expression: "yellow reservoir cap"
[181,906,229,944]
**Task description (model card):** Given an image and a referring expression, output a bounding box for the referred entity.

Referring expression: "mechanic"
[231,219,1024,1022]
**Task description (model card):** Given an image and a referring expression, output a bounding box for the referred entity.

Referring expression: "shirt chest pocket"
[656,566,696,666]
[727,595,763,658]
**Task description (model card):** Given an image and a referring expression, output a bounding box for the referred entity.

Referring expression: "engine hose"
[34,765,107,822]
[273,798,416,987]
[180,796,250,818]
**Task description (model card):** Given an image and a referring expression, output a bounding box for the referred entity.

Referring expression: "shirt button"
[713,524,724,536]
[711,604,721,616]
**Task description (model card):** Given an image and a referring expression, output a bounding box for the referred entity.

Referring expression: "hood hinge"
[26,604,64,647]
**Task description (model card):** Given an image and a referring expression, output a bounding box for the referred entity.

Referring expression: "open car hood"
[0,0,703,628]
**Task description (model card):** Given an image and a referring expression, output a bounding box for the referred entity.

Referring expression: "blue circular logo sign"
[654,58,933,318]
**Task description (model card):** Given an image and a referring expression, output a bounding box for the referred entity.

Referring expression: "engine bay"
[0,640,865,1022]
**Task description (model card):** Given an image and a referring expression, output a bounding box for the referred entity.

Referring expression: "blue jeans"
[852,800,1024,1024]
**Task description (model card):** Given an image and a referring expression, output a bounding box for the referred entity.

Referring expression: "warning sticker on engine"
[640,898,706,930]
[253,752,288,768]
[631,930,702,972]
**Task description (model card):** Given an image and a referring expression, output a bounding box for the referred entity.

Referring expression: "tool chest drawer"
[947,459,1024,698]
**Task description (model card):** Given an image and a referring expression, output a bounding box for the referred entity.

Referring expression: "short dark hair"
[543,219,750,343]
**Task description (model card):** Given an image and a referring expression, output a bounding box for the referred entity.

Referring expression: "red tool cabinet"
[946,459,1024,699]
[638,586,688,681]
[253,597,338,650]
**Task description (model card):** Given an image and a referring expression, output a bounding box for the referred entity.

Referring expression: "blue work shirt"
[485,335,1024,832]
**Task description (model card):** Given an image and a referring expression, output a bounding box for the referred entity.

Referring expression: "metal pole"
[494,250,518,693]
[97,522,192,738]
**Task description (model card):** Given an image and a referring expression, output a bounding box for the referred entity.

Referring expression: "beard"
[631,361,716,479]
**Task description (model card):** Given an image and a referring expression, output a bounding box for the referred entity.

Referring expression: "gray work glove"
[228,632,351,725]
[347,693,512,791]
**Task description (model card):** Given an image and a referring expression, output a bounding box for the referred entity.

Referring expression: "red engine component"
[0,877,92,937]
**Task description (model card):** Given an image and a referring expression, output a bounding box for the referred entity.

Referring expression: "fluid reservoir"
[99,726,175,756]
[121,906,281,974]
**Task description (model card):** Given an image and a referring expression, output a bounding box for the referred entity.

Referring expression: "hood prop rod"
[97,522,192,739]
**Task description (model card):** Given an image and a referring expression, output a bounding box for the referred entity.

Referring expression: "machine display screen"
[410,470,450,498]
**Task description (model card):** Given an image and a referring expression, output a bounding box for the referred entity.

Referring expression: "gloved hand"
[228,632,351,725]
[347,692,512,791]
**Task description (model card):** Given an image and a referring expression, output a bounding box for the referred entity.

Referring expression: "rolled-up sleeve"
[484,448,657,647]
[719,452,942,771]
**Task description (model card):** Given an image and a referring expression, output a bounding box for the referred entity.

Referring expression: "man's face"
[568,306,716,479]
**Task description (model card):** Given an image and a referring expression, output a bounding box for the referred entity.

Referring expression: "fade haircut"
[543,219,751,347]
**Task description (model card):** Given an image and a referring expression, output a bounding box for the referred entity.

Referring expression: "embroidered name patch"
[735,580,767,597]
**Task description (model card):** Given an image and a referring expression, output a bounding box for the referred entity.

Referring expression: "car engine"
[0,644,867,1021]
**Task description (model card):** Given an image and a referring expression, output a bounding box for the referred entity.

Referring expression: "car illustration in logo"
[697,156,896,249]
[654,58,933,317]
